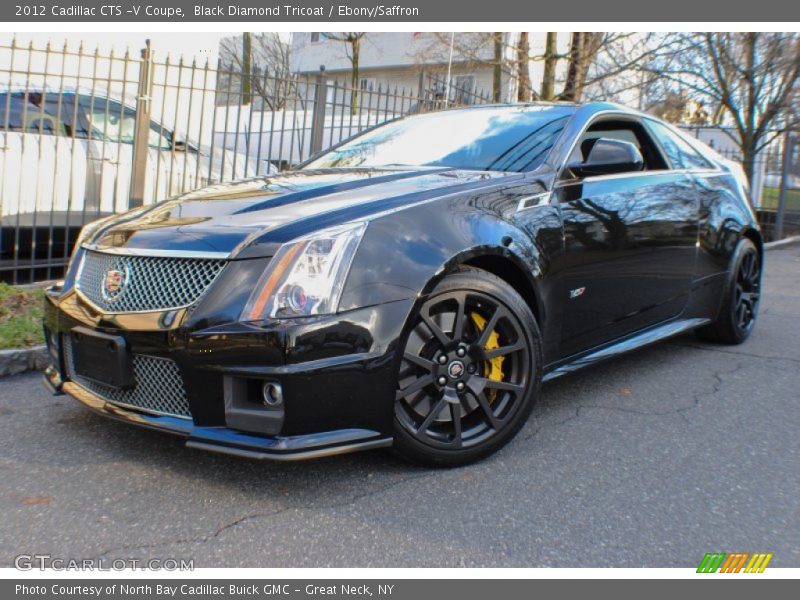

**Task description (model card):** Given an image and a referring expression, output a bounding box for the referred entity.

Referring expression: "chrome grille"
[76,250,226,313]
[64,337,192,419]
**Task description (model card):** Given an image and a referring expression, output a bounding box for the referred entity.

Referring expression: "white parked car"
[0,88,268,278]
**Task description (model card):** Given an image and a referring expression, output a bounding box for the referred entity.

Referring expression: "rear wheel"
[392,268,541,467]
[696,237,761,345]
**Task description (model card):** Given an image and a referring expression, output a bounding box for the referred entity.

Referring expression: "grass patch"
[761,187,800,211]
[0,283,45,350]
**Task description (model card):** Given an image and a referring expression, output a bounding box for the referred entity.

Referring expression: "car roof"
[427,101,652,121]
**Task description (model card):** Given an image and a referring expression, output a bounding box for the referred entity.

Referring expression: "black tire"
[696,237,761,345]
[392,267,542,467]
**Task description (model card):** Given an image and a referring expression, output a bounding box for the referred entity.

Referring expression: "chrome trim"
[516,192,551,212]
[81,244,231,260]
[72,286,195,319]
[75,250,227,314]
[555,170,667,187]
[689,169,729,177]
[557,168,731,188]
[56,289,190,331]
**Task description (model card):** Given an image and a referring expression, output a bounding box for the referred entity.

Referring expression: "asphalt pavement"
[1,244,798,568]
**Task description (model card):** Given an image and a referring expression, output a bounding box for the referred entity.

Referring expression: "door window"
[83,99,136,143]
[0,91,80,137]
[79,96,173,149]
[645,119,714,170]
[565,118,669,178]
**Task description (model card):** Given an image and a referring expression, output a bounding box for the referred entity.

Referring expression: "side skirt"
[542,317,711,383]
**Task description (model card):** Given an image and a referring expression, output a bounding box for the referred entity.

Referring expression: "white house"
[289,32,573,104]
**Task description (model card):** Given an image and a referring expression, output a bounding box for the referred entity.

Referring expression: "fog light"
[262,382,284,407]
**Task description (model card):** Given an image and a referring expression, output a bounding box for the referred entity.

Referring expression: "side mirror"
[568,138,644,178]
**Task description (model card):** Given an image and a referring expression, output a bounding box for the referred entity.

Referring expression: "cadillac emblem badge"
[101,267,128,302]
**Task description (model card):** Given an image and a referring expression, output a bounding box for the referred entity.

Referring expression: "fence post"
[774,132,793,241]
[309,71,328,157]
[129,40,154,208]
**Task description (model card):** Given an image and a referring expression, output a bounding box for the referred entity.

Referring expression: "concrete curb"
[0,345,48,378]
[765,235,800,250]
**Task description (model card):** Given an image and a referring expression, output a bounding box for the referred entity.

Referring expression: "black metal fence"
[684,134,800,242]
[0,37,796,284]
[0,39,491,284]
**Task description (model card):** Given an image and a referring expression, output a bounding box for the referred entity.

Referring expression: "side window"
[0,92,76,136]
[82,98,136,143]
[148,123,173,150]
[646,120,714,170]
[566,119,669,176]
[79,96,173,149]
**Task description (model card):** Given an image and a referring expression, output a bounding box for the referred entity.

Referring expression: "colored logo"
[697,552,773,573]
[569,287,586,299]
[448,360,465,379]
[102,268,128,301]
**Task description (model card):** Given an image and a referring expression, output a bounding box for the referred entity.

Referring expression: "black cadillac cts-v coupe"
[43,102,762,465]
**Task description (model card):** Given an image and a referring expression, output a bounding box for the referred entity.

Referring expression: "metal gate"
[0,37,491,284]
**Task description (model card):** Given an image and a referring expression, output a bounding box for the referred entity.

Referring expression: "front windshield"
[304,105,575,172]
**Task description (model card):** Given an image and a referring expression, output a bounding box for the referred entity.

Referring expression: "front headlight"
[241,221,367,320]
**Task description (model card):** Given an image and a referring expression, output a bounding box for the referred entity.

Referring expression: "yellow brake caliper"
[469,312,504,402]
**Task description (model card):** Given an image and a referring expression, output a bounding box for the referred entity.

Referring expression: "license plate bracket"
[71,326,135,389]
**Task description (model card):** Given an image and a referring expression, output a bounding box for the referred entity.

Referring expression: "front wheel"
[696,237,761,345]
[392,268,541,467]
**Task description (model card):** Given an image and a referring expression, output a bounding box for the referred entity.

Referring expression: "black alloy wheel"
[392,268,541,466]
[697,237,761,345]
[732,245,761,334]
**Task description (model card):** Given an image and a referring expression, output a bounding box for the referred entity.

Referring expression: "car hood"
[84,167,513,258]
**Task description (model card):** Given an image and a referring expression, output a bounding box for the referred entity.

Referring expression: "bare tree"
[540,32,559,101]
[516,32,531,102]
[555,33,683,104]
[649,32,800,183]
[492,32,503,102]
[218,33,293,109]
[414,33,507,102]
[415,32,679,107]
[325,32,366,114]
[561,33,605,101]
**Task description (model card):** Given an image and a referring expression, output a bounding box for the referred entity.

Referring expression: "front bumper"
[44,365,391,460]
[44,287,413,461]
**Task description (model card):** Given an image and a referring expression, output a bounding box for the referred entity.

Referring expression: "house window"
[453,75,476,105]
[359,78,377,92]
